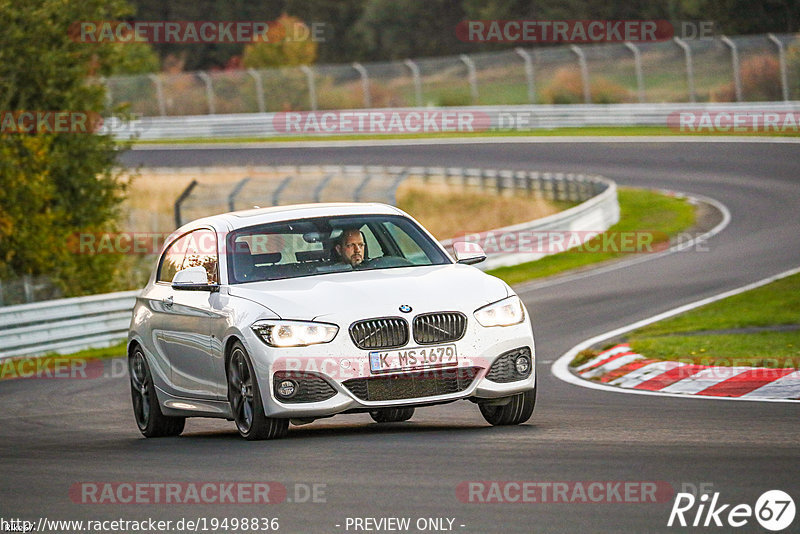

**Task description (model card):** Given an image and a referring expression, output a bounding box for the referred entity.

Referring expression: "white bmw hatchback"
[128,203,536,440]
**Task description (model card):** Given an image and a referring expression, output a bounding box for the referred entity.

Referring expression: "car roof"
[177,202,407,233]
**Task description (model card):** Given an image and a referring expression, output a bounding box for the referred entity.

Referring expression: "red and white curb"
[552,266,800,403]
[574,344,800,400]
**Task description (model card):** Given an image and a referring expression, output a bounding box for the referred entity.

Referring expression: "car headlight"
[252,320,338,347]
[474,296,525,327]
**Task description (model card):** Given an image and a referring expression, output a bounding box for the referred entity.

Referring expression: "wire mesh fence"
[108,33,799,117]
[0,275,63,307]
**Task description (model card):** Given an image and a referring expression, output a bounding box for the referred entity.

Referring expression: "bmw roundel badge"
[399,304,412,313]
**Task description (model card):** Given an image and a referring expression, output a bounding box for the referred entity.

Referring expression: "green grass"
[629,332,800,369]
[622,272,800,368]
[0,341,127,381]
[62,341,127,361]
[487,188,696,285]
[633,274,800,336]
[134,125,800,145]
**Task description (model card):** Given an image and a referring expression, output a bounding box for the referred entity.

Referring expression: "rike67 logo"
[668,489,795,531]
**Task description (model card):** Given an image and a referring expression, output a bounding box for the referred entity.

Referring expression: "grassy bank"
[396,184,571,240]
[0,341,128,379]
[573,272,800,369]
[626,272,800,368]
[487,188,696,285]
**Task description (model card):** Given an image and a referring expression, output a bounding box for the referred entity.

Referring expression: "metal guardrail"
[0,291,138,359]
[175,165,412,226]
[441,175,619,270]
[174,165,607,226]
[125,101,800,141]
[1,168,618,359]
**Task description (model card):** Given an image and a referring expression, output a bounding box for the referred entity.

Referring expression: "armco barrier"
[123,102,800,140]
[0,291,138,359]
[175,165,610,226]
[0,169,618,359]
[441,174,618,270]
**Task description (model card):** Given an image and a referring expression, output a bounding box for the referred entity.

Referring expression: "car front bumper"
[243,318,536,419]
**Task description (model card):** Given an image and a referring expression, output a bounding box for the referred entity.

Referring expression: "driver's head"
[335,228,366,267]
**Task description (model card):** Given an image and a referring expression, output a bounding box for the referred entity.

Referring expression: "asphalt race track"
[1,140,798,533]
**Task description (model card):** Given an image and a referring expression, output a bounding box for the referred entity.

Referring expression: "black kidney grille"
[413,312,467,344]
[343,367,480,402]
[349,317,409,350]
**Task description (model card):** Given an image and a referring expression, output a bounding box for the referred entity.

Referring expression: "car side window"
[181,229,219,283]
[157,234,189,283]
[157,229,219,283]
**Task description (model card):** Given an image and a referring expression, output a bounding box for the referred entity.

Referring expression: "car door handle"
[162,296,173,307]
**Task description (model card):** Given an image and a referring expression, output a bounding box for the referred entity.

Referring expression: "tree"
[130,0,286,71]
[0,0,145,296]
[678,0,800,35]
[281,0,368,63]
[354,0,470,60]
[242,14,318,68]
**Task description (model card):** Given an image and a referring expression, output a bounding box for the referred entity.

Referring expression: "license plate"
[369,344,458,373]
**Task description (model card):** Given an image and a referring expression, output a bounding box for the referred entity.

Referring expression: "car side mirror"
[172,266,220,292]
[453,242,486,265]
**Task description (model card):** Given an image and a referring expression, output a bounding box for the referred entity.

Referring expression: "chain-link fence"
[0,275,63,307]
[106,33,800,117]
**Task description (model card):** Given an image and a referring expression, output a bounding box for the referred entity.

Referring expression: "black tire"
[479,385,536,426]
[369,407,415,423]
[129,346,185,438]
[227,342,288,440]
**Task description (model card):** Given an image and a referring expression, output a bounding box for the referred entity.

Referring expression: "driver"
[334,228,367,267]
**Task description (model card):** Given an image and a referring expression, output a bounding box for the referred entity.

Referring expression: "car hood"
[227,264,510,324]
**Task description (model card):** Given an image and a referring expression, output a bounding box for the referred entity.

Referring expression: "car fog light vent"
[485,347,533,383]
[515,355,531,375]
[272,372,337,403]
[277,380,297,398]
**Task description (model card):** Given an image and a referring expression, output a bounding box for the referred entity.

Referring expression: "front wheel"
[129,347,185,438]
[227,342,288,440]
[479,385,536,426]
[369,407,415,423]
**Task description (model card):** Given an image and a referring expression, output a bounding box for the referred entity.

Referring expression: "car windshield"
[226,214,450,283]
